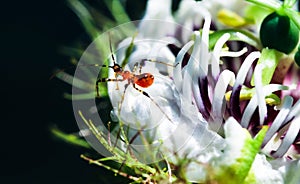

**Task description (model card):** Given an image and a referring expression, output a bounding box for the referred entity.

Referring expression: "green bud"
[294,47,300,67]
[260,11,299,54]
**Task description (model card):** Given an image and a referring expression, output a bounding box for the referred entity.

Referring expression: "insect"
[96,53,154,99]
[50,33,176,125]
[96,38,174,124]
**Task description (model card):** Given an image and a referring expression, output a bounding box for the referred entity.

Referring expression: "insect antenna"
[109,32,117,65]
[95,33,125,96]
[142,58,179,68]
[49,63,105,80]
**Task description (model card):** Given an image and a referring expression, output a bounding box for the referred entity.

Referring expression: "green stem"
[103,0,135,35]
[251,48,282,86]
[67,0,110,62]
[67,0,99,40]
[50,127,91,149]
[283,0,297,8]
[81,155,143,182]
[103,0,131,24]
[246,0,282,11]
[284,8,300,31]
[209,29,262,50]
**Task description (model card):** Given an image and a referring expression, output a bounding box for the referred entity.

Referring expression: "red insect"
[95,39,174,124]
[96,55,154,98]
[51,34,174,124]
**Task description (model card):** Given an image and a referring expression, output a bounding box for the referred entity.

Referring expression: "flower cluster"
[55,0,300,183]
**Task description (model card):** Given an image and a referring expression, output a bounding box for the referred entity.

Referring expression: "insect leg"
[96,78,124,97]
[131,62,142,74]
[132,83,174,124]
[118,82,130,116]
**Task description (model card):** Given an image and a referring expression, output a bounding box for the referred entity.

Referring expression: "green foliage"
[209,29,261,50]
[50,126,91,149]
[210,126,268,184]
[251,48,282,86]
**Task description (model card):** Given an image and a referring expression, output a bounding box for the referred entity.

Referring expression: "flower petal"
[139,0,175,38]
[262,96,293,147]
[211,70,235,132]
[273,115,300,158]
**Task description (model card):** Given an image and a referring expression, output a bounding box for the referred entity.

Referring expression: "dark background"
[1,0,181,183]
[1,0,141,183]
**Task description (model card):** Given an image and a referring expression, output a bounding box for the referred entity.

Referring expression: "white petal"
[254,64,267,125]
[249,154,284,184]
[211,70,235,132]
[279,159,300,184]
[139,0,175,38]
[211,33,230,79]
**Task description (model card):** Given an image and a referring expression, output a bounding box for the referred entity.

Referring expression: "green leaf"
[225,86,282,105]
[265,93,281,105]
[211,118,268,184]
[103,0,132,24]
[283,0,297,8]
[121,34,137,68]
[246,0,281,11]
[67,0,99,40]
[51,127,91,149]
[284,8,300,31]
[209,29,261,50]
[244,4,273,26]
[251,48,282,86]
[64,90,108,100]
[294,46,300,67]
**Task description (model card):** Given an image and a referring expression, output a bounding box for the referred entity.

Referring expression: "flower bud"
[260,11,299,54]
[294,46,300,67]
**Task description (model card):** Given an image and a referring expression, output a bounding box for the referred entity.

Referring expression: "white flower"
[94,0,300,183]
[138,0,175,38]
